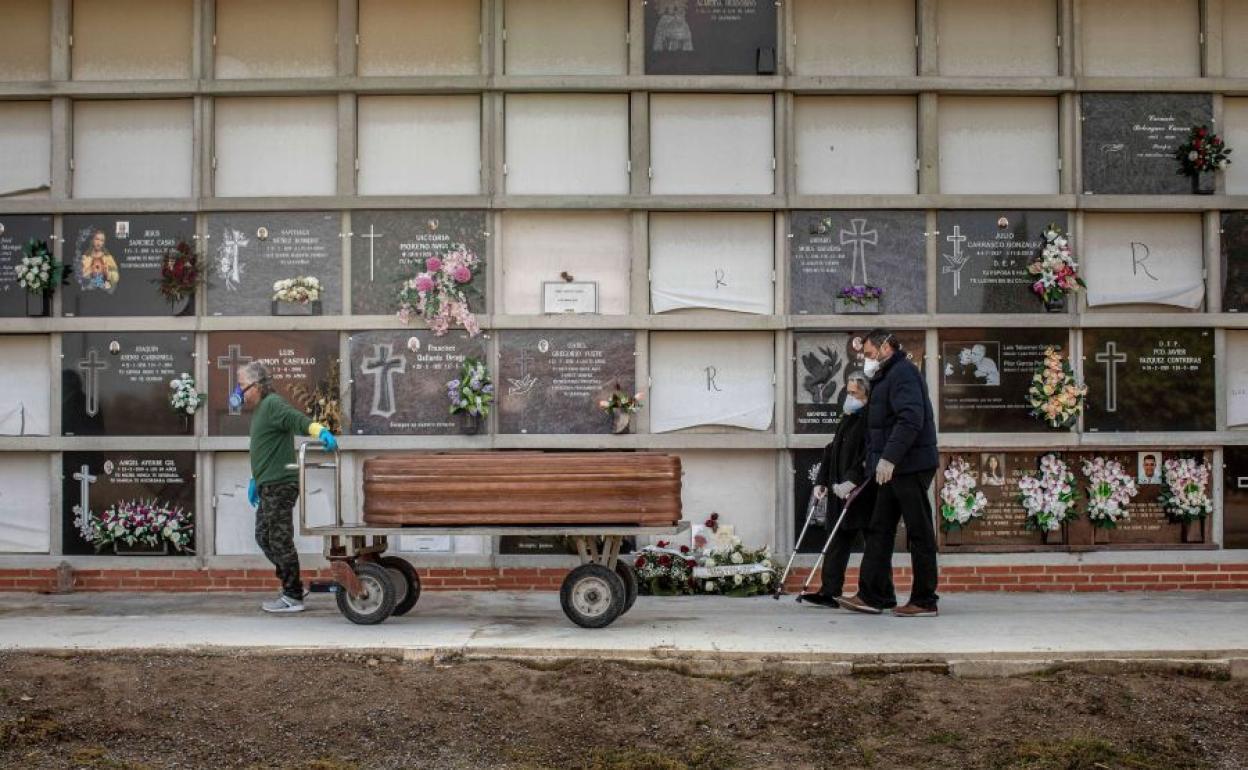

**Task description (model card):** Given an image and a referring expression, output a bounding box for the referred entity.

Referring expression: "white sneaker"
[261,594,305,614]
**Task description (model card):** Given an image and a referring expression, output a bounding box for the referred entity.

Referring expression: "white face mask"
[863,358,880,377]
[843,395,865,414]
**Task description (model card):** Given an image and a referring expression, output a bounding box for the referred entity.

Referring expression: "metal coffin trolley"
[291,444,688,629]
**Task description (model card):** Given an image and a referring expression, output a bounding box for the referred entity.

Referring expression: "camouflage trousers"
[255,481,303,599]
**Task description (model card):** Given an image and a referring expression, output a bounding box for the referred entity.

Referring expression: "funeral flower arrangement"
[599,388,644,415]
[272,276,322,304]
[397,244,482,337]
[156,240,203,305]
[168,372,204,416]
[14,238,66,296]
[1159,458,1213,523]
[1019,454,1078,533]
[1081,457,1138,529]
[634,540,697,596]
[1176,126,1232,176]
[88,499,194,553]
[693,517,775,597]
[836,284,883,306]
[1027,224,1084,307]
[290,360,342,433]
[1028,347,1086,428]
[447,357,494,418]
[938,457,988,531]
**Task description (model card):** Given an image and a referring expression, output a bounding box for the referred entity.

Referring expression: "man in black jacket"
[838,329,941,617]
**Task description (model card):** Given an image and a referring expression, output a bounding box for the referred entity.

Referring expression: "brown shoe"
[892,603,938,617]
[836,595,883,615]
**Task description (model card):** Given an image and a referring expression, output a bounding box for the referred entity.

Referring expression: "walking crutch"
[773,482,868,600]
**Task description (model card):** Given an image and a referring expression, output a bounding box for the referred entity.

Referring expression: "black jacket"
[866,350,938,476]
[816,409,876,530]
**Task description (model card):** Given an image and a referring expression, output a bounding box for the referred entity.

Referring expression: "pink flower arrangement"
[396,244,482,337]
[1028,347,1086,428]
[1027,224,1084,306]
[1081,457,1137,529]
[939,457,988,532]
[1159,458,1213,523]
[1019,454,1077,533]
[88,498,194,553]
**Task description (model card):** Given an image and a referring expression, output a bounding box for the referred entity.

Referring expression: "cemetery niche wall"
[61,451,196,556]
[1083,328,1215,433]
[794,330,925,435]
[936,211,1067,314]
[61,332,195,437]
[644,0,777,75]
[62,214,195,317]
[0,215,53,317]
[207,332,339,436]
[206,212,342,316]
[1081,93,1214,195]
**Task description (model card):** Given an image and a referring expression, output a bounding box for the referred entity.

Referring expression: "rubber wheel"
[380,556,421,617]
[335,562,397,625]
[614,560,639,614]
[560,564,626,629]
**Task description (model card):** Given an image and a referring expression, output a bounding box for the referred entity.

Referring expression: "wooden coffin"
[362,452,682,527]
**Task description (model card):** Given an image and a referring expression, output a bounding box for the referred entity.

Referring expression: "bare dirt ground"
[0,653,1244,770]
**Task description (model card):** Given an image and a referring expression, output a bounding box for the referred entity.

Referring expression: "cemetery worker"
[235,361,339,614]
[801,371,883,607]
[838,329,941,618]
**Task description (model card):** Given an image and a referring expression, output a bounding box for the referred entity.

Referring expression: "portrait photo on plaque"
[61,214,195,317]
[205,212,342,316]
[645,0,777,75]
[61,332,196,437]
[937,451,1056,549]
[0,215,54,317]
[61,451,196,556]
[938,327,1067,433]
[1082,327,1214,432]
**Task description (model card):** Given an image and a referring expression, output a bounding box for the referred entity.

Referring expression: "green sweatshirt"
[249,393,313,487]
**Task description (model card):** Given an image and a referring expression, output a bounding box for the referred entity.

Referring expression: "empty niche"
[650,94,774,195]
[214,0,337,79]
[938,96,1059,194]
[0,102,51,198]
[0,336,50,436]
[504,0,627,75]
[791,0,915,77]
[794,96,917,195]
[357,95,481,196]
[1080,0,1200,77]
[1225,99,1248,195]
[936,0,1057,76]
[0,0,50,81]
[1082,213,1204,311]
[213,97,338,197]
[504,94,630,195]
[358,0,480,76]
[0,454,51,552]
[71,0,192,80]
[72,100,193,199]
[1228,332,1248,428]
[500,211,631,314]
[1226,0,1248,77]
[212,453,328,554]
[674,451,776,551]
[649,212,775,315]
[649,331,775,433]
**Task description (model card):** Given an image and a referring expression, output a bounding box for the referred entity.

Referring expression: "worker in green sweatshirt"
[234,361,338,614]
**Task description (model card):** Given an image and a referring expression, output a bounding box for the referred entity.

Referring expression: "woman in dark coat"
[800,371,882,607]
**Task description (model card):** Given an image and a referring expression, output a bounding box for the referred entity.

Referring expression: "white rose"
[730,551,743,564]
[1189,151,1199,161]
[704,581,715,592]
[733,574,744,586]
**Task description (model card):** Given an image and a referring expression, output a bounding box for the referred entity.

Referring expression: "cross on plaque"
[941,225,970,297]
[77,349,108,417]
[361,343,406,418]
[216,344,253,416]
[72,464,98,540]
[362,225,384,282]
[1095,341,1128,413]
[839,218,878,287]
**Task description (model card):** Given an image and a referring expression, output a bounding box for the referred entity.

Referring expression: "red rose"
[679,545,690,554]
[711,513,719,520]
[658,554,672,567]
[685,559,697,569]
[657,540,668,549]
[1198,128,1207,137]
[634,556,645,569]
[704,519,714,527]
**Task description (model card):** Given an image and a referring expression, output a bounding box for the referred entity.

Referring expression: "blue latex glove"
[247,478,259,507]
[319,428,338,452]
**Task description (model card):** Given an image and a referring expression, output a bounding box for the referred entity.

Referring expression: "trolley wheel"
[380,556,421,617]
[614,559,639,614]
[335,562,397,625]
[560,564,626,629]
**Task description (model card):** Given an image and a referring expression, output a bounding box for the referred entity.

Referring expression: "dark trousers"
[857,470,939,610]
[255,481,303,599]
[818,527,857,598]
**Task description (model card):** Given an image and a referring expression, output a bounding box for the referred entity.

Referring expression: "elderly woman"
[801,371,881,608]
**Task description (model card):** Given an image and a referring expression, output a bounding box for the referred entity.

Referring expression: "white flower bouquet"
[1081,457,1138,529]
[15,238,65,295]
[272,276,322,304]
[1019,454,1077,533]
[1026,224,1084,307]
[939,457,988,532]
[168,372,203,416]
[1159,458,1213,523]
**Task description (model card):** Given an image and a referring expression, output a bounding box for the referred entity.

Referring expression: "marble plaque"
[0,215,53,317]
[62,214,195,317]
[794,330,926,434]
[1222,212,1248,312]
[937,452,1053,548]
[351,210,488,316]
[936,211,1068,313]
[207,331,340,436]
[1081,93,1214,195]
[939,328,1067,433]
[1083,328,1214,432]
[205,212,342,316]
[644,0,777,75]
[61,451,196,555]
[348,330,488,435]
[1223,446,1248,549]
[789,211,926,315]
[497,330,635,434]
[61,332,195,437]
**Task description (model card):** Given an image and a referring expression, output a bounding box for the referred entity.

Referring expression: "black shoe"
[798,592,839,608]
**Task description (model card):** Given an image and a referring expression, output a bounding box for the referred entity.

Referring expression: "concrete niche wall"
[791,0,915,76]
[1082,213,1205,311]
[674,451,777,551]
[71,0,192,80]
[649,212,775,315]
[504,94,630,195]
[0,0,51,81]
[500,211,631,315]
[794,96,917,195]
[0,454,51,553]
[936,0,1058,77]
[0,102,51,198]
[0,336,50,437]
[214,0,337,79]
[357,95,482,196]
[213,97,338,197]
[504,0,627,75]
[938,96,1059,194]
[1224,99,1248,195]
[1079,0,1200,77]
[649,332,775,433]
[72,100,193,199]
[649,94,774,195]
[357,0,481,76]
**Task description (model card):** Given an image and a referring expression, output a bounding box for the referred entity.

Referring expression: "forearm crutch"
[773,482,867,600]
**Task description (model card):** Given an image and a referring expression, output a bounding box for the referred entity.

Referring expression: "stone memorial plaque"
[0,215,54,317]
[645,0,777,75]
[348,330,488,435]
[1081,93,1213,195]
[61,332,195,437]
[1222,212,1248,312]
[61,451,195,555]
[1083,328,1214,432]
[937,452,1053,548]
[1069,449,1210,545]
[936,211,1068,313]
[207,331,339,436]
[794,330,926,434]
[1223,446,1248,549]
[62,214,195,317]
[351,210,488,316]
[939,327,1067,433]
[789,211,926,315]
[497,330,635,434]
[205,212,342,316]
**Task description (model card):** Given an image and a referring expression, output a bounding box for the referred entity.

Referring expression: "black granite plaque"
[498,330,635,434]
[207,331,340,436]
[1224,446,1248,549]
[1083,328,1214,432]
[348,330,488,435]
[351,210,488,316]
[936,211,1068,313]
[1081,93,1214,195]
[789,211,926,315]
[1222,212,1248,312]
[794,330,926,434]
[61,214,195,317]
[61,333,195,437]
[61,451,196,555]
[645,0,777,75]
[939,328,1067,433]
[0,215,54,317]
[205,212,342,316]
[938,452,1052,549]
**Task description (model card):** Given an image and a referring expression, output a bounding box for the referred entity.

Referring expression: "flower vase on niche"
[114,540,170,556]
[1190,173,1209,195]
[271,277,323,316]
[271,299,322,317]
[1041,524,1065,546]
[1044,296,1065,313]
[1093,524,1112,545]
[1181,518,1206,544]
[943,526,962,547]
[460,413,483,435]
[26,292,50,318]
[835,285,882,315]
[611,410,631,435]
